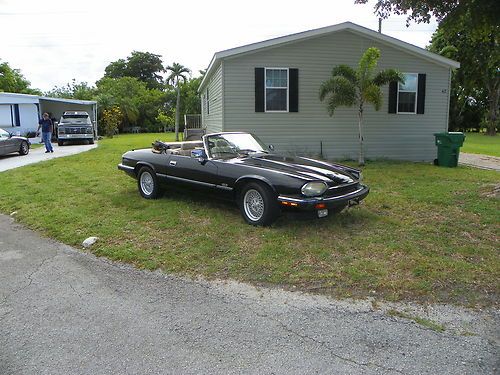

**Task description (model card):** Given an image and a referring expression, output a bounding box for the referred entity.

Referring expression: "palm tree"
[166,62,191,141]
[319,47,404,166]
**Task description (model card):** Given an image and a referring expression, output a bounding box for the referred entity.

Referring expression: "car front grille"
[62,127,89,134]
[325,182,360,197]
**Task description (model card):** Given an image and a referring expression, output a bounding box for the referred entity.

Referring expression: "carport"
[39,97,98,138]
[0,93,98,137]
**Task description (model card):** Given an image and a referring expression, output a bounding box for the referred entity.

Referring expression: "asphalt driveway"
[0,140,97,172]
[0,214,498,375]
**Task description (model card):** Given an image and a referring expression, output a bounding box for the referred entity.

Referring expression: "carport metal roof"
[0,92,96,106]
[39,96,96,105]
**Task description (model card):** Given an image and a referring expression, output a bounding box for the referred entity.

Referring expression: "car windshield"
[206,133,269,159]
[0,129,10,137]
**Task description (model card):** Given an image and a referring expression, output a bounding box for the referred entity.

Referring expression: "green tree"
[429,13,499,135]
[319,47,403,165]
[156,110,175,132]
[45,79,96,100]
[166,62,191,141]
[103,51,165,90]
[354,0,499,25]
[96,77,166,131]
[0,60,41,94]
[179,75,202,117]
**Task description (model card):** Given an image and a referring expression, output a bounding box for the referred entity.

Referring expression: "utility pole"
[378,18,382,33]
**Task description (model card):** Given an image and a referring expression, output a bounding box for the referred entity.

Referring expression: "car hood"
[234,154,358,184]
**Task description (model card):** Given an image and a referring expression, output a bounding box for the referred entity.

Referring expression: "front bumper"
[58,134,93,140]
[118,163,136,178]
[277,184,370,210]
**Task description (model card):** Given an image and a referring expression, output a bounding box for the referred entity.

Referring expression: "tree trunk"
[175,85,181,141]
[358,105,365,166]
[485,80,499,136]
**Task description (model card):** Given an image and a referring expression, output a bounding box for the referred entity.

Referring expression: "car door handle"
[170,161,177,166]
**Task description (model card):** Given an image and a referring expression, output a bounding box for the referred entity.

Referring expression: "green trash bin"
[433,132,466,167]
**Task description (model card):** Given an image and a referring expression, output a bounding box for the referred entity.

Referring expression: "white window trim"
[397,72,418,114]
[264,67,289,113]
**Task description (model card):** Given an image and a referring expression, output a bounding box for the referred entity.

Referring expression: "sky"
[0,0,438,92]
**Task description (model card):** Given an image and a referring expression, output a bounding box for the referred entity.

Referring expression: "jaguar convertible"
[118,132,369,226]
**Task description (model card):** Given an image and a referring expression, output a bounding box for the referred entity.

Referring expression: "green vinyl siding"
[221,30,451,161]
[202,62,223,134]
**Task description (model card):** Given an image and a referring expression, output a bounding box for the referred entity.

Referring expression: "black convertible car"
[118,132,369,226]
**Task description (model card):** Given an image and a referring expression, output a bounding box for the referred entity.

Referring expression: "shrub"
[102,106,122,138]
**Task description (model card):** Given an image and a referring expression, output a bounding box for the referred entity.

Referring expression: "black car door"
[166,154,218,188]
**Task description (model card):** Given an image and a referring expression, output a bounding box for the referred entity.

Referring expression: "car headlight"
[301,181,328,197]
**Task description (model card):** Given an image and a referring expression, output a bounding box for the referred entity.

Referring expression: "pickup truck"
[57,111,94,146]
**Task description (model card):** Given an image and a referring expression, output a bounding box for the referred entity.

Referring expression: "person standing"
[37,112,54,153]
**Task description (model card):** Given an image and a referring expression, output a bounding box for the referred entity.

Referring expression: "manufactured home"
[199,22,459,161]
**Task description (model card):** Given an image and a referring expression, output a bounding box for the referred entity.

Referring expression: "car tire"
[19,141,29,155]
[137,166,161,199]
[89,139,94,145]
[58,140,64,146]
[239,182,280,226]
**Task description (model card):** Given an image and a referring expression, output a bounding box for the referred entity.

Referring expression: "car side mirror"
[268,144,275,152]
[191,149,208,164]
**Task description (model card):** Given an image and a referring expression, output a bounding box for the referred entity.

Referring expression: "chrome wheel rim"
[140,171,154,195]
[244,189,264,221]
[21,143,28,153]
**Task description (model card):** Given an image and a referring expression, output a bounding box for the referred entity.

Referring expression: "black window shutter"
[289,68,298,112]
[255,68,265,112]
[417,73,426,114]
[388,81,397,114]
[13,104,20,126]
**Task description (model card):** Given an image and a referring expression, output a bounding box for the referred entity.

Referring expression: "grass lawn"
[462,132,500,157]
[0,133,498,307]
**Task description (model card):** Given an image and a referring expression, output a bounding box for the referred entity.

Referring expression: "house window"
[397,73,418,114]
[265,68,288,112]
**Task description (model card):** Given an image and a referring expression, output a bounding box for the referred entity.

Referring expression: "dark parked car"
[118,132,369,226]
[0,128,30,156]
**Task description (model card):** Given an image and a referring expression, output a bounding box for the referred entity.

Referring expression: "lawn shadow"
[116,182,378,230]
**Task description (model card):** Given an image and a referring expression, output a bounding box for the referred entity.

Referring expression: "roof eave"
[198,21,460,92]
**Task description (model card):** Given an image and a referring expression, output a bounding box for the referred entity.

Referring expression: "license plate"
[317,209,328,218]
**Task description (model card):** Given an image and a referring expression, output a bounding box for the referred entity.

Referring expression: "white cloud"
[0,0,437,92]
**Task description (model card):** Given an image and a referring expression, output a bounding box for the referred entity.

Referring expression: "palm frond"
[319,76,357,115]
[373,69,405,86]
[165,62,191,85]
[363,84,383,111]
[330,65,358,84]
[358,47,380,84]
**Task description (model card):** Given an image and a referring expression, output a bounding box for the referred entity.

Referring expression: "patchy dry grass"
[0,133,498,306]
